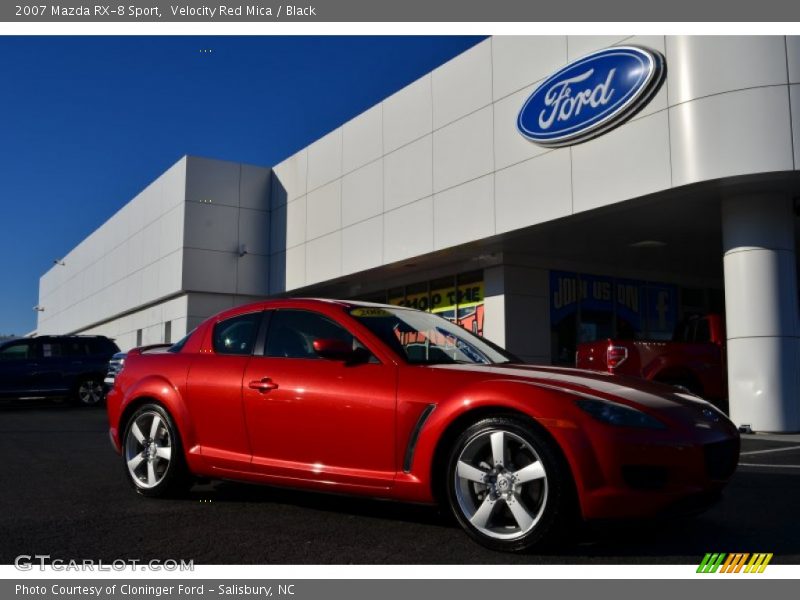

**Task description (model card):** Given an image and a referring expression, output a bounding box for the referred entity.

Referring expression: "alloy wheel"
[124,411,173,489]
[453,429,548,540]
[77,379,104,405]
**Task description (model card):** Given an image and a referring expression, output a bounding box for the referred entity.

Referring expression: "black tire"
[72,376,105,406]
[445,416,576,552]
[122,403,192,498]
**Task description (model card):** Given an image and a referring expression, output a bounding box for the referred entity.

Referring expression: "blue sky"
[0,35,484,336]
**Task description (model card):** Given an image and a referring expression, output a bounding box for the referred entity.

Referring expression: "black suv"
[0,335,120,406]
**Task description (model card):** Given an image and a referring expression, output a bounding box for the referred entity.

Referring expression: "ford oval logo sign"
[517,46,665,147]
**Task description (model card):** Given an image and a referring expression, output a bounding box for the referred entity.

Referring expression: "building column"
[483,264,551,364]
[722,194,800,432]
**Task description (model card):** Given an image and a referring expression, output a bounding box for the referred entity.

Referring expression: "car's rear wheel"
[73,376,105,406]
[445,416,575,552]
[123,404,191,497]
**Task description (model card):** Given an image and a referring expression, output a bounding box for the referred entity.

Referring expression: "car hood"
[431,363,715,412]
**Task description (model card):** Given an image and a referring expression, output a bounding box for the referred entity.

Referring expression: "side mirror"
[312,339,367,363]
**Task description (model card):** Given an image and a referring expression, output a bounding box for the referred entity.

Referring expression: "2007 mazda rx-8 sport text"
[106,299,739,552]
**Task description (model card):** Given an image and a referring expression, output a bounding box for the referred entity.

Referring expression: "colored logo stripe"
[745,553,773,573]
[697,553,773,573]
[697,553,726,573]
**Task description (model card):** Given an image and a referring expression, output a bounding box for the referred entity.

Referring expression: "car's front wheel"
[122,404,191,497]
[445,416,575,552]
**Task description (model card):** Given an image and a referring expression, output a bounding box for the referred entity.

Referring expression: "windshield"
[348,306,514,365]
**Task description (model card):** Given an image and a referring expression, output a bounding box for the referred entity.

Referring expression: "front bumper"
[558,417,740,520]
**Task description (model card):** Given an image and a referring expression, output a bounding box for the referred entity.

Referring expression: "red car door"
[242,308,397,490]
[186,311,264,473]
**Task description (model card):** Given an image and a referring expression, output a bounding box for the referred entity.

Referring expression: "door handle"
[248,378,279,393]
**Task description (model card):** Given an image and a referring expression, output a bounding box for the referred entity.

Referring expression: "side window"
[212,312,262,355]
[41,342,63,358]
[61,340,89,356]
[0,341,34,360]
[84,339,101,355]
[265,310,360,359]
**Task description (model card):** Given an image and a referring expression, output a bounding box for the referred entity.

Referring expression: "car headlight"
[575,398,666,430]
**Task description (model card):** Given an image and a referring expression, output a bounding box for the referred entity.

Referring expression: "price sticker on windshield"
[350,307,393,318]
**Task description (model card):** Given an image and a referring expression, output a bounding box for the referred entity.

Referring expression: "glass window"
[349,306,513,365]
[62,339,90,356]
[85,338,107,355]
[41,342,64,358]
[212,312,262,355]
[456,271,484,336]
[0,341,33,360]
[168,329,195,353]
[379,272,486,338]
[265,310,361,359]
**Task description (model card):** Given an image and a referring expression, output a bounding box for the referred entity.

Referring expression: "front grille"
[704,439,739,480]
[622,465,669,490]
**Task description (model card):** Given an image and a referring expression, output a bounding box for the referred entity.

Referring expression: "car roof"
[34,335,111,339]
[208,297,413,323]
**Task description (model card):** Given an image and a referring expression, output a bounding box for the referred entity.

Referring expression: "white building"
[38,36,800,432]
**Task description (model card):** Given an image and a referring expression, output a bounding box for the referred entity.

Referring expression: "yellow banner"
[389,281,484,313]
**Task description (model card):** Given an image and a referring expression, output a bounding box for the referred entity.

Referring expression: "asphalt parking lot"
[1,402,798,565]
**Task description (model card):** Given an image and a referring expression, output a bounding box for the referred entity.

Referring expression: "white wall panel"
[238,208,270,256]
[341,159,383,227]
[667,36,788,105]
[271,149,307,207]
[185,156,240,207]
[342,216,383,274]
[572,111,671,213]
[183,201,239,253]
[306,128,343,191]
[236,253,269,296]
[493,84,550,170]
[492,36,566,100]
[495,149,572,234]
[383,135,433,211]
[306,231,342,285]
[432,39,493,129]
[567,36,630,61]
[433,174,494,251]
[432,106,494,193]
[156,249,181,301]
[284,245,306,291]
[160,156,187,212]
[183,248,237,294]
[240,164,271,212]
[159,204,184,255]
[383,197,434,264]
[342,104,383,174]
[285,196,307,249]
[670,86,793,187]
[306,180,341,240]
[791,84,800,169]
[383,74,433,153]
[787,37,800,84]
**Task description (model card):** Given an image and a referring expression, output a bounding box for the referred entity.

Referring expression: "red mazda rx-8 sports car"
[106,298,739,552]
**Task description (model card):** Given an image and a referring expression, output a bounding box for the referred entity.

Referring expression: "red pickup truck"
[576,315,727,406]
